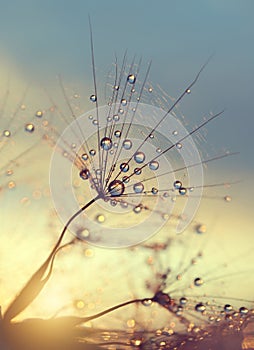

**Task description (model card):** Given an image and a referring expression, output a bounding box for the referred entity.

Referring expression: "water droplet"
[35,110,43,118]
[180,297,188,305]
[110,199,117,207]
[142,299,152,307]
[149,160,159,170]
[172,130,178,136]
[88,115,93,120]
[74,300,85,310]
[133,182,144,193]
[179,187,187,195]
[133,167,141,175]
[196,224,207,234]
[186,88,191,94]
[121,98,127,106]
[176,142,182,149]
[224,195,232,202]
[79,169,90,180]
[96,214,105,223]
[156,147,162,153]
[151,187,158,195]
[122,176,130,183]
[89,149,96,156]
[81,153,88,161]
[90,94,97,102]
[108,180,125,197]
[120,162,129,172]
[224,304,233,312]
[92,119,98,125]
[127,74,136,84]
[114,85,119,90]
[133,205,142,214]
[148,87,153,93]
[20,104,26,110]
[122,139,132,150]
[3,130,11,137]
[134,151,145,164]
[8,181,16,189]
[149,133,154,139]
[194,277,203,286]
[195,303,206,312]
[127,319,136,328]
[101,137,112,151]
[119,108,124,114]
[239,306,249,315]
[120,201,128,209]
[174,180,182,189]
[114,130,121,138]
[25,123,35,133]
[113,114,119,121]
[76,228,90,238]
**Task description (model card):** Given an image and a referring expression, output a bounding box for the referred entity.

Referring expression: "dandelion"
[0,21,253,350]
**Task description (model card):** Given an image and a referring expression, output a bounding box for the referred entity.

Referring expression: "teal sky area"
[0,0,253,177]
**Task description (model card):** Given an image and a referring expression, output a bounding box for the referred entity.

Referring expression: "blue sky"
[0,0,253,174]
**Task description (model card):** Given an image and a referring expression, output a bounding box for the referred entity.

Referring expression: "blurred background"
[0,0,253,347]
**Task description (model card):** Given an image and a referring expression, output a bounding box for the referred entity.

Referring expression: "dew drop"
[156,147,162,153]
[77,228,90,238]
[92,119,98,125]
[3,130,11,137]
[133,182,144,193]
[79,169,90,180]
[122,139,132,150]
[110,199,117,207]
[90,94,97,102]
[142,299,152,307]
[89,149,96,156]
[224,195,232,202]
[174,180,182,189]
[134,151,145,164]
[8,181,16,189]
[195,303,206,312]
[96,214,105,223]
[224,304,233,312]
[196,224,207,234]
[149,160,159,170]
[113,114,119,121]
[186,88,191,94]
[151,187,158,195]
[179,187,187,196]
[114,85,119,91]
[114,130,121,138]
[239,306,249,315]
[132,168,141,175]
[172,130,178,136]
[194,277,203,286]
[133,205,142,214]
[35,110,43,118]
[148,87,153,93]
[108,180,125,197]
[176,142,182,149]
[81,153,88,161]
[121,98,127,106]
[101,137,112,151]
[180,297,188,305]
[127,74,136,84]
[25,123,35,133]
[122,176,130,184]
[120,162,129,172]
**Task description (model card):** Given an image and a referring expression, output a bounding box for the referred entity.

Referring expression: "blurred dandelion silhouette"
[0,23,254,350]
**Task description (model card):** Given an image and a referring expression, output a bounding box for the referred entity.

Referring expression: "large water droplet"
[108,180,125,197]
[149,160,159,170]
[123,139,132,150]
[90,94,97,102]
[133,182,144,193]
[79,169,90,180]
[101,137,112,151]
[134,151,145,164]
[25,123,35,133]
[120,162,129,172]
[127,74,136,84]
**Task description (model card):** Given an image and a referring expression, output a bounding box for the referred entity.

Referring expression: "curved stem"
[3,195,100,323]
